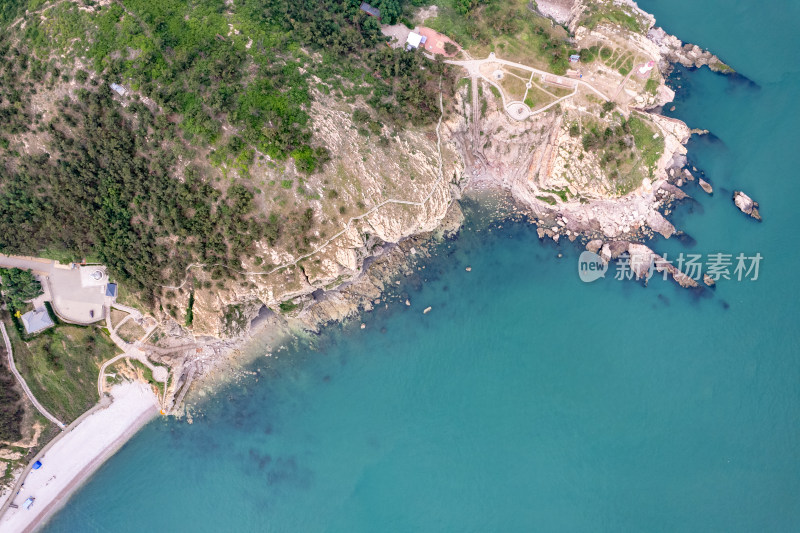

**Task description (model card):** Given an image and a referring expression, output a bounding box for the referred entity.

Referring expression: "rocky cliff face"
[169,0,722,345]
[179,93,465,338]
[647,27,733,74]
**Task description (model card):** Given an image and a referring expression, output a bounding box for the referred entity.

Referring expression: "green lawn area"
[4,318,120,423]
[499,75,528,102]
[524,85,554,110]
[628,115,665,172]
[426,0,574,74]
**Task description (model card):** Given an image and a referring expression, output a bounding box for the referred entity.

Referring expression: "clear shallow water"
[44,1,800,531]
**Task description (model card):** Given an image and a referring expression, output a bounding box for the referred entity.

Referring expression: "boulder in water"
[733,191,762,221]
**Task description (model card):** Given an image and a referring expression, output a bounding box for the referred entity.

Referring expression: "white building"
[406,32,426,50]
[109,83,127,96]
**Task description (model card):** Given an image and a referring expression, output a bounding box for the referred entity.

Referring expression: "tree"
[372,0,403,25]
[0,268,43,312]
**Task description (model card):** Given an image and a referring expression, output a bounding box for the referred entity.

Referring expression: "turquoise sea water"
[43,0,800,531]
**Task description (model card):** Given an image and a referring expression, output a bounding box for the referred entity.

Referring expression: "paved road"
[611,64,638,101]
[1,322,66,430]
[444,53,610,102]
[0,254,107,324]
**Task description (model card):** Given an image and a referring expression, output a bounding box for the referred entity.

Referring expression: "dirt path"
[161,81,450,291]
[445,53,610,101]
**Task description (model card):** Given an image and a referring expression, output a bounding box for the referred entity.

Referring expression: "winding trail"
[161,84,448,291]
[1,323,66,430]
[100,306,166,409]
[160,53,610,292]
[444,53,610,102]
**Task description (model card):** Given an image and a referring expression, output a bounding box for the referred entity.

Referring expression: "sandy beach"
[0,382,159,533]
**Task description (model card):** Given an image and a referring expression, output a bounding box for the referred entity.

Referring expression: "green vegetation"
[108,358,166,397]
[645,78,659,95]
[279,300,300,313]
[581,114,664,195]
[127,359,165,398]
[4,318,119,423]
[0,268,42,312]
[0,342,24,442]
[627,115,665,171]
[117,319,145,343]
[0,0,453,303]
[536,195,557,206]
[542,187,569,202]
[185,292,194,327]
[579,45,599,63]
[0,88,267,298]
[523,86,552,110]
[582,5,645,34]
[221,303,249,336]
[618,56,634,76]
[427,0,574,74]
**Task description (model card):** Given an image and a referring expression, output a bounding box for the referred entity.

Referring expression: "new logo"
[578,251,608,283]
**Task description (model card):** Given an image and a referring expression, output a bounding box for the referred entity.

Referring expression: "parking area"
[0,255,113,324]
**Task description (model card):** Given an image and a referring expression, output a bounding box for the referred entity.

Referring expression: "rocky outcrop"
[178,88,464,337]
[586,239,603,254]
[698,178,713,195]
[590,240,699,289]
[647,27,733,74]
[164,0,725,345]
[534,0,581,25]
[733,191,762,221]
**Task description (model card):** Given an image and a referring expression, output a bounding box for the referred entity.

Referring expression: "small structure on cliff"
[359,2,380,18]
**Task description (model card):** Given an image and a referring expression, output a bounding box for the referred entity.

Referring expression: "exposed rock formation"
[646,27,733,74]
[544,0,732,76]
[535,0,582,25]
[698,178,713,195]
[589,240,699,289]
[733,191,762,221]
[162,0,728,353]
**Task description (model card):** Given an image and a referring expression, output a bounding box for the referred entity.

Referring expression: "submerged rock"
[733,191,762,221]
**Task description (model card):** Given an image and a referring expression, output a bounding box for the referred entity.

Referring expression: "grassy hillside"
[0,0,453,302]
[5,318,119,423]
[426,0,575,73]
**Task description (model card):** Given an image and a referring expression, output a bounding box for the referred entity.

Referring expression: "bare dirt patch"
[110,309,128,329]
[414,5,439,24]
[117,320,146,344]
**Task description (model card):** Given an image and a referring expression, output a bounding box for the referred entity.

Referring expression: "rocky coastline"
[156,0,736,412]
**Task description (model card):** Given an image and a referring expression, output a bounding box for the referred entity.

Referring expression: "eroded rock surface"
[733,191,762,221]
